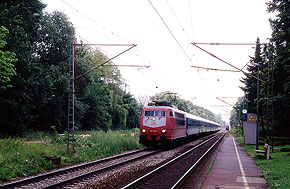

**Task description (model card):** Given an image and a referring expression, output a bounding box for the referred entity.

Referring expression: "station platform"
[202,135,268,189]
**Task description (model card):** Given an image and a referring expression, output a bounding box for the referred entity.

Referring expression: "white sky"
[43,0,273,122]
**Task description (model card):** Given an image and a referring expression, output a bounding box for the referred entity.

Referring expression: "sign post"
[243,113,257,144]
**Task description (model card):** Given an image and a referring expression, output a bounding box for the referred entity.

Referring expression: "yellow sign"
[248,115,256,121]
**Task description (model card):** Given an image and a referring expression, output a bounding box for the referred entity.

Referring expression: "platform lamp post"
[243,87,250,131]
[256,63,260,150]
[245,91,249,111]
[237,108,240,131]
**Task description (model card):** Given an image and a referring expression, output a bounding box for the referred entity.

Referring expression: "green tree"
[74,44,141,131]
[240,38,262,114]
[123,92,141,129]
[75,45,112,131]
[267,0,290,136]
[0,0,142,135]
[31,11,74,131]
[0,0,46,135]
[0,26,17,90]
[229,97,244,129]
[240,38,270,135]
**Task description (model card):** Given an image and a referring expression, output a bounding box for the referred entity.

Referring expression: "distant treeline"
[0,0,224,136]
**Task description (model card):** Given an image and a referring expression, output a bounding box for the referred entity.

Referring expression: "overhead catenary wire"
[60,0,131,43]
[191,43,267,84]
[77,35,152,71]
[102,64,151,68]
[76,25,120,41]
[166,0,192,41]
[147,0,192,64]
[137,69,161,89]
[187,0,195,41]
[192,42,256,46]
[241,61,251,71]
[76,44,137,79]
[191,65,240,72]
[216,97,235,107]
[76,43,136,47]
[76,36,138,67]
[147,0,212,104]
[218,97,240,99]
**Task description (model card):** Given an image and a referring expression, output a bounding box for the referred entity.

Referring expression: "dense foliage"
[230,0,290,137]
[151,91,225,125]
[0,26,17,90]
[0,0,141,135]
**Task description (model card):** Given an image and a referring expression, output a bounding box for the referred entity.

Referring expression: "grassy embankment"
[232,129,290,188]
[0,129,141,181]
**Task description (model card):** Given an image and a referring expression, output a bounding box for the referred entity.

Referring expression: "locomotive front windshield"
[144,110,166,117]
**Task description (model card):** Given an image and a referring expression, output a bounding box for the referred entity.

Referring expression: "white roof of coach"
[184,112,220,126]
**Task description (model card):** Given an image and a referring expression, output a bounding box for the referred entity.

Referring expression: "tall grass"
[0,129,141,181]
[0,138,54,181]
[69,129,141,163]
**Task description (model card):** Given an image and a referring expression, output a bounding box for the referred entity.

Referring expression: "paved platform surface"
[202,135,267,189]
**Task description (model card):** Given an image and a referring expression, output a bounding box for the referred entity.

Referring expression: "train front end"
[139,107,173,147]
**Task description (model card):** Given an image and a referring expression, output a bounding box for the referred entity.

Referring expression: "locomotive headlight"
[161,129,166,133]
[142,129,146,133]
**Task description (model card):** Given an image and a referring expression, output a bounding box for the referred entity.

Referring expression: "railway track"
[0,132,224,188]
[122,132,226,189]
[0,149,159,189]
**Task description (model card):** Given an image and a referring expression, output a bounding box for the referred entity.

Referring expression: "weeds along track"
[122,133,226,189]
[0,149,160,189]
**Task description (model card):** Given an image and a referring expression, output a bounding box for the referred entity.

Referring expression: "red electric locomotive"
[139,101,221,147]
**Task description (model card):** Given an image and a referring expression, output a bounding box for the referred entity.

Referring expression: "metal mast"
[267,43,274,152]
[67,33,76,153]
[66,42,141,153]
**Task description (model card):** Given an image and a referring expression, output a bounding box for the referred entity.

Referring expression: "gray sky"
[43,0,273,122]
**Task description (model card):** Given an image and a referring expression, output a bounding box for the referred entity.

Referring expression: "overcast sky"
[43,0,274,122]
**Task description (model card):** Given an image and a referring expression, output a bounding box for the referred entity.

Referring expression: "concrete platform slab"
[202,135,267,189]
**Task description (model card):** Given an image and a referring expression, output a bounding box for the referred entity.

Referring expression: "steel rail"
[43,150,160,188]
[171,132,226,188]
[121,133,222,189]
[0,149,147,188]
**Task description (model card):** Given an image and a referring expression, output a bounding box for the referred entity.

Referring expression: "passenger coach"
[139,101,221,147]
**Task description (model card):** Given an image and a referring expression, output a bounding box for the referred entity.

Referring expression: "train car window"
[145,111,153,116]
[175,112,185,126]
[188,119,193,126]
[144,110,165,117]
[169,111,173,117]
[175,112,184,119]
[154,111,166,116]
